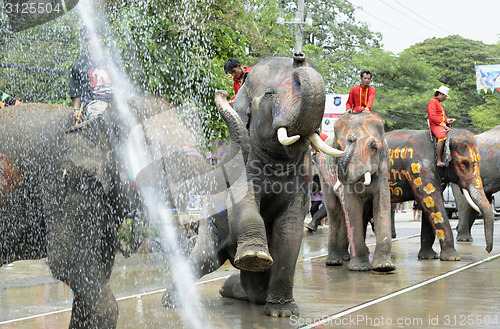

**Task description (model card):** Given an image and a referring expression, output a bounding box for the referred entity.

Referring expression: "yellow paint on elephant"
[424,183,435,194]
[411,162,420,174]
[476,177,482,188]
[436,230,445,240]
[431,212,444,223]
[413,177,423,187]
[389,147,414,160]
[423,196,435,208]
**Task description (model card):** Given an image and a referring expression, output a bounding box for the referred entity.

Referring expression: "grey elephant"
[155,54,343,317]
[386,129,494,260]
[455,125,500,241]
[0,97,227,329]
[315,112,395,272]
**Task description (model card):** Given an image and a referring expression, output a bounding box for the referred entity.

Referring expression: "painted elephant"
[157,54,343,317]
[0,97,225,329]
[315,112,394,272]
[455,125,500,241]
[386,129,494,261]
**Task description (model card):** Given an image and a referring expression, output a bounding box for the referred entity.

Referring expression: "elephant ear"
[233,83,252,129]
[64,116,113,194]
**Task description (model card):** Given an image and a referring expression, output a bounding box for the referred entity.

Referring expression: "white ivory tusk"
[277,127,300,146]
[364,171,371,186]
[309,133,344,157]
[462,188,481,214]
[334,180,342,190]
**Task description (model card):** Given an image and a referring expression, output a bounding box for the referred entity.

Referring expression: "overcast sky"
[347,0,500,54]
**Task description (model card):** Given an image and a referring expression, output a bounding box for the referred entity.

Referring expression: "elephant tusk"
[364,171,371,186]
[277,127,300,146]
[309,133,344,157]
[462,188,482,214]
[334,180,342,191]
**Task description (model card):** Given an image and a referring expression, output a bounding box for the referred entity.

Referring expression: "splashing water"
[75,0,213,327]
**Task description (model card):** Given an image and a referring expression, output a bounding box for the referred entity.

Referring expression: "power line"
[351,1,490,55]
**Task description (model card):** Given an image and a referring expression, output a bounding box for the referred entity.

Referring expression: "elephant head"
[333,112,387,186]
[446,129,494,252]
[230,54,342,160]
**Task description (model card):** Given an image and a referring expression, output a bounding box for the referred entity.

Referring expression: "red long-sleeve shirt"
[231,66,253,100]
[346,85,376,112]
[427,97,448,127]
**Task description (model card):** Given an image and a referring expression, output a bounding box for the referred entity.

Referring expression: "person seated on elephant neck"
[346,70,376,113]
[427,86,456,167]
[69,26,114,125]
[224,58,253,106]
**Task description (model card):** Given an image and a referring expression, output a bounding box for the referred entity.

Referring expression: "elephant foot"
[325,252,349,266]
[371,255,396,272]
[234,243,273,272]
[456,233,473,242]
[265,299,299,317]
[439,249,461,261]
[219,274,248,301]
[347,257,371,271]
[418,248,439,260]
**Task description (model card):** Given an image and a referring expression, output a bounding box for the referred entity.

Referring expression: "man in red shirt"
[346,70,376,113]
[224,58,253,102]
[427,86,456,167]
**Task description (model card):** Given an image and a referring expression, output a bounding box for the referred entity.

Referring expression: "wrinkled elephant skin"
[162,55,342,317]
[456,125,500,241]
[386,129,494,261]
[0,97,185,329]
[317,112,394,272]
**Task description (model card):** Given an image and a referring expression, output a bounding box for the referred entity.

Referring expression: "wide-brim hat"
[434,85,451,99]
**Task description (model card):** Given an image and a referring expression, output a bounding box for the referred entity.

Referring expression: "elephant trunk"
[467,184,494,253]
[337,134,357,182]
[215,90,250,163]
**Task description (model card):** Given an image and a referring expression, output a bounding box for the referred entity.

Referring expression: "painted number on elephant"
[0,153,22,195]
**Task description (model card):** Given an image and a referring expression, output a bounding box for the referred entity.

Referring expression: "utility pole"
[277,0,312,54]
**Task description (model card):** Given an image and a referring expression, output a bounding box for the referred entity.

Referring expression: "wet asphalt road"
[1,212,500,329]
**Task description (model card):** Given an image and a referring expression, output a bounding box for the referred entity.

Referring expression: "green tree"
[469,93,500,131]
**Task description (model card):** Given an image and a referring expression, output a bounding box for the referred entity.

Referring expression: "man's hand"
[447,118,456,124]
[444,125,452,131]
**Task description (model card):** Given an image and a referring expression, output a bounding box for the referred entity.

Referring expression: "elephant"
[315,111,395,272]
[0,96,240,329]
[386,129,494,261]
[156,54,343,317]
[455,125,500,241]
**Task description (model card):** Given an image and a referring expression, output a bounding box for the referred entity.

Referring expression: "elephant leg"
[69,282,118,329]
[455,185,476,242]
[371,185,395,272]
[390,203,397,238]
[323,185,349,265]
[343,192,370,271]
[418,211,439,260]
[230,189,272,272]
[263,212,302,317]
[163,214,230,308]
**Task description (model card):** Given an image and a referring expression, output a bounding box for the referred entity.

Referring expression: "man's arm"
[346,88,355,112]
[365,87,376,111]
[72,97,82,125]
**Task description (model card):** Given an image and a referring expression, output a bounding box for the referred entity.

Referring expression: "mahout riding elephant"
[455,125,500,241]
[158,54,343,317]
[386,129,494,261]
[0,97,242,329]
[314,112,395,272]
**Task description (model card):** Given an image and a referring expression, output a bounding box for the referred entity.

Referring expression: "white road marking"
[300,252,500,329]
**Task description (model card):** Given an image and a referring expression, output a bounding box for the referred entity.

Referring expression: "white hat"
[434,86,451,99]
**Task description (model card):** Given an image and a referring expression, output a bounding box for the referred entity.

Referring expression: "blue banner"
[476,64,500,93]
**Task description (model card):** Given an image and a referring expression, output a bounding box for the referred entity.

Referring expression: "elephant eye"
[461,160,471,171]
[370,140,378,152]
